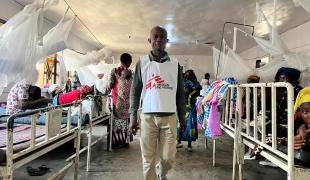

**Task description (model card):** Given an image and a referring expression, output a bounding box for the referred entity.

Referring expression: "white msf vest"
[140,55,178,113]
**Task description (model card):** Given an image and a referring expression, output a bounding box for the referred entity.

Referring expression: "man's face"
[148,27,168,52]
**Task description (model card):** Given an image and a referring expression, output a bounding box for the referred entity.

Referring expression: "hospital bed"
[66,94,112,172]
[212,82,310,180]
[0,101,82,180]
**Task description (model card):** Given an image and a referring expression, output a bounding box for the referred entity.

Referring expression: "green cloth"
[129,51,186,125]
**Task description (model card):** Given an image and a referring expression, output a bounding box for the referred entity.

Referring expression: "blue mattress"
[0,108,89,126]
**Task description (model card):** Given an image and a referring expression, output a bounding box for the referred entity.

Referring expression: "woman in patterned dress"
[109,53,133,148]
[177,69,202,151]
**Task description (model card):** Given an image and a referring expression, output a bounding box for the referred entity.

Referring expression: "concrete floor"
[12,126,286,180]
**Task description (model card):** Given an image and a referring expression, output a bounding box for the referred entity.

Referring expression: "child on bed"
[294,87,310,152]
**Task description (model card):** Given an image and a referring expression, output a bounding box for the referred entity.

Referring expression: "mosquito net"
[214,2,310,84]
[0,0,66,94]
[293,0,310,14]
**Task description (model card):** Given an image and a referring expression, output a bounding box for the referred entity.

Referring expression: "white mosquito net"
[61,48,115,89]
[214,2,310,84]
[0,0,76,95]
[293,0,310,14]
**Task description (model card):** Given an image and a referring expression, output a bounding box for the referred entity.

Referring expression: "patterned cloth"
[6,80,30,115]
[109,66,133,146]
[178,79,201,142]
[196,78,237,138]
[110,67,132,120]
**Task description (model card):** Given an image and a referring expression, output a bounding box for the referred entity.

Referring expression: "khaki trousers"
[140,113,177,180]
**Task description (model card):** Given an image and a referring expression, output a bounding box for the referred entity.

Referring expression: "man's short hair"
[120,53,132,64]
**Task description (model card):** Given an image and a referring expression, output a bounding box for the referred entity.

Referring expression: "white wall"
[240,21,310,67]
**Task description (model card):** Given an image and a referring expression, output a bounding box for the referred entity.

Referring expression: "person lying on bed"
[48,84,93,106]
[6,80,51,115]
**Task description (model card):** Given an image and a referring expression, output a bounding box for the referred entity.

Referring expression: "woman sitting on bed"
[48,84,93,106]
[6,81,51,115]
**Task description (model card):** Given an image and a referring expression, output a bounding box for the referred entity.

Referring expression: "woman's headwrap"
[294,87,310,111]
[275,67,301,82]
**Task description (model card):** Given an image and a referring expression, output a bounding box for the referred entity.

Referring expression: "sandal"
[26,165,50,176]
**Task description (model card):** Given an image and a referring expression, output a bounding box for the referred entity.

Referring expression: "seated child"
[293,87,310,166]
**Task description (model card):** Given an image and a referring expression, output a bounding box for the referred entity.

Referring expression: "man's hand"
[294,135,305,150]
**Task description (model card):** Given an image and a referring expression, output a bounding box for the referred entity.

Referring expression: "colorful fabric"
[58,90,81,105]
[196,77,237,138]
[110,66,133,120]
[178,79,201,141]
[79,85,92,98]
[6,80,30,115]
[294,87,310,111]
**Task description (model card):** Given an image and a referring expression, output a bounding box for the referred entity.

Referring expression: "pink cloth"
[207,89,223,137]
[58,90,81,105]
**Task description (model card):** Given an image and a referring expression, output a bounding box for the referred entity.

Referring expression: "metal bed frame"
[212,82,310,180]
[0,101,82,180]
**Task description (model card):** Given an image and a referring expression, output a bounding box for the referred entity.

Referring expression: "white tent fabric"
[212,47,220,78]
[293,0,310,14]
[214,2,310,84]
[76,62,118,87]
[217,48,254,82]
[38,17,75,59]
[0,0,61,93]
[63,48,112,71]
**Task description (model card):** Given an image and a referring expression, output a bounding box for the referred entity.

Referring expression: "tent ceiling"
[14,0,310,55]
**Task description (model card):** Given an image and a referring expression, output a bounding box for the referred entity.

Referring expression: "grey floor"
[12,126,286,180]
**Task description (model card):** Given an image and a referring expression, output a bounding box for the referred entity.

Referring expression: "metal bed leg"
[74,131,81,180]
[213,138,216,167]
[232,148,237,180]
[237,143,244,180]
[107,112,113,152]
[86,127,92,172]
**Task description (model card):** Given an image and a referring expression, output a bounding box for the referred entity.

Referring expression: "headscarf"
[294,87,310,111]
[275,67,301,82]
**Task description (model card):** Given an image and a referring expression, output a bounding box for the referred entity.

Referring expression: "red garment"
[58,90,81,105]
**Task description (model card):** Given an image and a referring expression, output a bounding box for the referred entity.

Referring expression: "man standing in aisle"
[129,26,186,180]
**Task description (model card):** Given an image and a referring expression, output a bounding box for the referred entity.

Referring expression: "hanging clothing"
[196,78,237,138]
